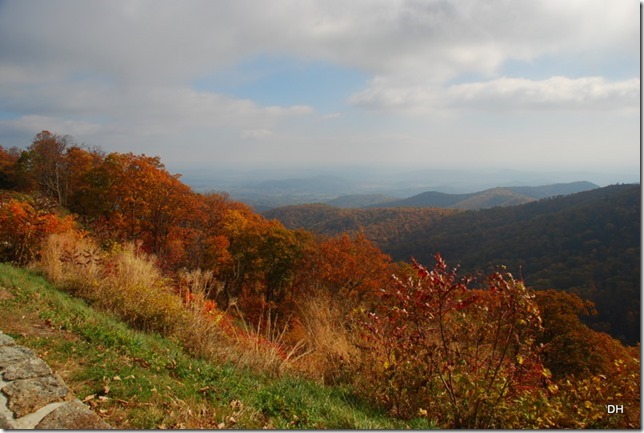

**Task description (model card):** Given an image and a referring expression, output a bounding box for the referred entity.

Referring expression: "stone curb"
[0,331,111,429]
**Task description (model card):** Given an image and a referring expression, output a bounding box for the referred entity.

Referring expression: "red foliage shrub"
[357,254,545,428]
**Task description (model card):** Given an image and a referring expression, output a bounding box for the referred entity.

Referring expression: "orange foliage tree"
[177,193,240,272]
[298,233,395,308]
[71,152,200,262]
[0,194,76,264]
[533,289,635,379]
[221,209,314,314]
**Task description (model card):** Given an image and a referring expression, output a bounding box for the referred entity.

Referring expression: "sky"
[0,0,640,179]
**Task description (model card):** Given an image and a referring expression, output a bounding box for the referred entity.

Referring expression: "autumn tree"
[20,131,74,205]
[0,193,76,264]
[177,192,246,272]
[64,145,104,204]
[71,152,199,262]
[11,131,105,208]
[522,290,641,429]
[0,145,24,190]
[298,233,395,310]
[255,223,313,305]
[219,209,314,314]
[534,289,637,379]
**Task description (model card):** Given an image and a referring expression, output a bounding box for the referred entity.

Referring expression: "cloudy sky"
[0,0,639,177]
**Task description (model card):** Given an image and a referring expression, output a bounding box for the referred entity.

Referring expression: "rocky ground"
[0,331,111,429]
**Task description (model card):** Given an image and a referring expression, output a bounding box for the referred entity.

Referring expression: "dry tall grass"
[38,232,187,335]
[37,230,102,291]
[295,291,360,384]
[226,303,312,376]
[36,231,310,375]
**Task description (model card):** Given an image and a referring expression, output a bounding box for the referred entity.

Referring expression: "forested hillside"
[389,184,640,344]
[268,184,640,344]
[264,204,457,245]
[0,131,639,429]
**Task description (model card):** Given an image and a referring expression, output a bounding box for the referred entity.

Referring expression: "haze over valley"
[178,166,637,210]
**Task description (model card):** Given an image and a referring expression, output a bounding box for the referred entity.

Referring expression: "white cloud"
[0,70,314,140]
[347,76,441,112]
[349,76,640,113]
[241,129,273,140]
[447,76,640,112]
[1,0,637,85]
[320,112,342,120]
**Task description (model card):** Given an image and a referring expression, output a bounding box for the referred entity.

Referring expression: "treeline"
[0,131,639,428]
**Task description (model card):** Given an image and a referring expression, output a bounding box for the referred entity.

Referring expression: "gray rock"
[0,329,112,429]
[35,400,111,430]
[2,357,52,381]
[0,345,34,369]
[1,374,70,418]
[0,333,16,347]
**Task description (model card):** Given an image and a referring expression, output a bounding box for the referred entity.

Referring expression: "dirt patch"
[0,287,78,343]
[0,305,57,341]
[0,288,14,301]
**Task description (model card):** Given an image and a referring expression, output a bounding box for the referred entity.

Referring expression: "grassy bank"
[0,263,432,429]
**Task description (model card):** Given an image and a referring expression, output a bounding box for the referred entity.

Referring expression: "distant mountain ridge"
[507,181,600,199]
[367,181,599,210]
[265,182,601,233]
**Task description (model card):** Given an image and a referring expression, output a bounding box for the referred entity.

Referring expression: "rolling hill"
[367,181,598,210]
[264,204,457,245]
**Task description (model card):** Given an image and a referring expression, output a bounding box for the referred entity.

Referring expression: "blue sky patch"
[194,54,369,110]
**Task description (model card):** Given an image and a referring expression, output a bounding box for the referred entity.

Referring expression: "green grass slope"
[0,263,432,429]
